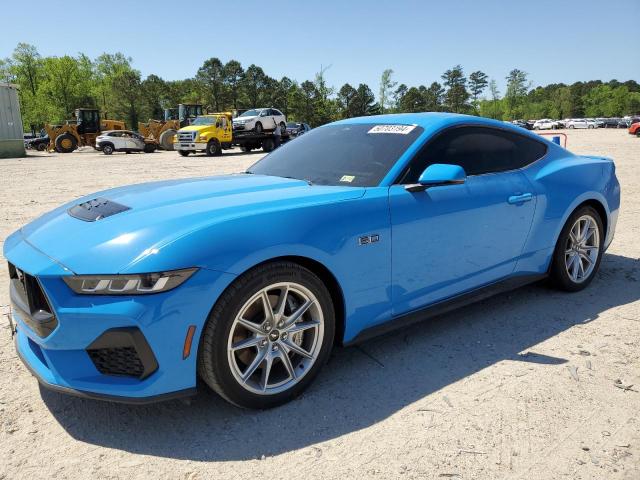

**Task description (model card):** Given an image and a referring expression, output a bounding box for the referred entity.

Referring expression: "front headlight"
[63,268,197,295]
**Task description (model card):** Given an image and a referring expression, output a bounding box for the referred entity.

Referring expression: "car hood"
[178,125,212,133]
[16,174,365,274]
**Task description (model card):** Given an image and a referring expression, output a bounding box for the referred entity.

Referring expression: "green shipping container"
[0,83,26,158]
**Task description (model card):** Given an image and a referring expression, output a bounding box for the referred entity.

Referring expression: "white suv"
[96,130,150,155]
[233,108,287,134]
[566,118,597,129]
[532,119,560,130]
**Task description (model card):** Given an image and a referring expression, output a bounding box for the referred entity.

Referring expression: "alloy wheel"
[227,282,324,395]
[565,214,600,283]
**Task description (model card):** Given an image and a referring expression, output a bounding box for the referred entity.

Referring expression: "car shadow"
[40,252,640,461]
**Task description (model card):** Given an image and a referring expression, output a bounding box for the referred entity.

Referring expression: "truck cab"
[174,113,233,156]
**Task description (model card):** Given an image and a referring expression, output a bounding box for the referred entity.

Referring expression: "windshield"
[248,123,424,187]
[286,122,298,128]
[240,109,261,117]
[190,116,216,126]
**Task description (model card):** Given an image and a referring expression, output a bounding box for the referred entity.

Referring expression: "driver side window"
[399,126,547,183]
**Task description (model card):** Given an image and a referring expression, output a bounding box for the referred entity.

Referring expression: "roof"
[333,112,554,144]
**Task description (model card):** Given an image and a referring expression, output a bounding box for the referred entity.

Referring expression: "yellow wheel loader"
[138,104,203,151]
[45,108,125,153]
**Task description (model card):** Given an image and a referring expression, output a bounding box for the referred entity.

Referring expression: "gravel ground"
[0,129,638,480]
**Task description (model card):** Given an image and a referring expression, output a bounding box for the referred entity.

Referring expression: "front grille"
[177,131,195,142]
[87,346,144,377]
[8,263,57,337]
[86,327,158,380]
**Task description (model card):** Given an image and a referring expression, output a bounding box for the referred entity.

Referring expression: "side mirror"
[405,164,466,192]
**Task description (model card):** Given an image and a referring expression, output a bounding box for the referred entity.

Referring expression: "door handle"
[508,193,533,204]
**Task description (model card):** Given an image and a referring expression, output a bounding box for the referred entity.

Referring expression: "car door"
[109,131,124,149]
[217,115,232,142]
[389,125,544,316]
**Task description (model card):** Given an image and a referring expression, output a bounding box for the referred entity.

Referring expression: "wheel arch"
[199,254,347,349]
[553,195,610,251]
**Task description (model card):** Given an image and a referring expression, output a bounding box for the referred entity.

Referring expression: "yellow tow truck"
[174,112,233,156]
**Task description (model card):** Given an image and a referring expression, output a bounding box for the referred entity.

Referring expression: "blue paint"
[3,113,621,401]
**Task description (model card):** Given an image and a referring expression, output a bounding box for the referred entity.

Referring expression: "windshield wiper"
[281,175,313,186]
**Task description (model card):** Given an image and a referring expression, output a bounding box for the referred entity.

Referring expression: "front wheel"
[550,206,604,292]
[178,150,190,157]
[102,144,114,155]
[198,262,335,409]
[205,139,222,157]
[254,122,263,134]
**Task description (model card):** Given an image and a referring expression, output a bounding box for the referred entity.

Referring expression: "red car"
[628,119,640,136]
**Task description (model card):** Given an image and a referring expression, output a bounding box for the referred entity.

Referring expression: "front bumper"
[174,142,207,151]
[5,233,237,403]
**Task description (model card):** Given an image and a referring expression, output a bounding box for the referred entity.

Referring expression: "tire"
[568,125,574,129]
[280,121,287,133]
[549,205,604,292]
[636,130,640,138]
[198,261,335,409]
[36,142,47,151]
[205,139,222,157]
[254,122,263,134]
[262,138,275,152]
[102,143,114,155]
[241,146,252,152]
[143,143,156,153]
[178,150,190,157]
[159,129,176,151]
[55,133,77,153]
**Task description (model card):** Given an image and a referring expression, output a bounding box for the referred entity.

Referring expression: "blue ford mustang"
[4,113,620,408]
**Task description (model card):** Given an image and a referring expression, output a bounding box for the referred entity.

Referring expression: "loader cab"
[178,104,204,127]
[75,108,101,134]
[164,108,179,122]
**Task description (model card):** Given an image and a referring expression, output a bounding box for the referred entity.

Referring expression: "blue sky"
[1,0,638,97]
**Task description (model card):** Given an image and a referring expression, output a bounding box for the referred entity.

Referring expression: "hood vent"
[68,197,130,222]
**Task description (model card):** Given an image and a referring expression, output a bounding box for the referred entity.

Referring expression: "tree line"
[2,43,639,132]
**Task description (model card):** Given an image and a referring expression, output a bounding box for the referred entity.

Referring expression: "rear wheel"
[55,133,77,153]
[636,130,640,138]
[550,206,604,292]
[241,146,252,153]
[143,143,156,153]
[198,262,335,409]
[262,138,275,152]
[36,142,47,151]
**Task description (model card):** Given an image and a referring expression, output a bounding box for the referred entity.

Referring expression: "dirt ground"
[0,129,638,480]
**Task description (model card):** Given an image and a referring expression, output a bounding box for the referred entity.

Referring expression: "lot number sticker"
[368,125,416,135]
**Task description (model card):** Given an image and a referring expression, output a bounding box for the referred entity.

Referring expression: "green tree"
[441,65,469,113]
[379,69,397,114]
[140,74,169,120]
[504,69,529,120]
[196,57,225,111]
[423,82,444,111]
[222,60,244,111]
[337,83,358,118]
[352,83,379,116]
[242,64,268,108]
[399,86,426,112]
[468,70,488,113]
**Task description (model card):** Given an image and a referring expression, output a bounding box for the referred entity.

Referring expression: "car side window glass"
[273,110,283,116]
[400,126,547,182]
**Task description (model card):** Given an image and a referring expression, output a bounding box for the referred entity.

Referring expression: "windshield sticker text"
[367,125,416,135]
[340,175,355,183]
